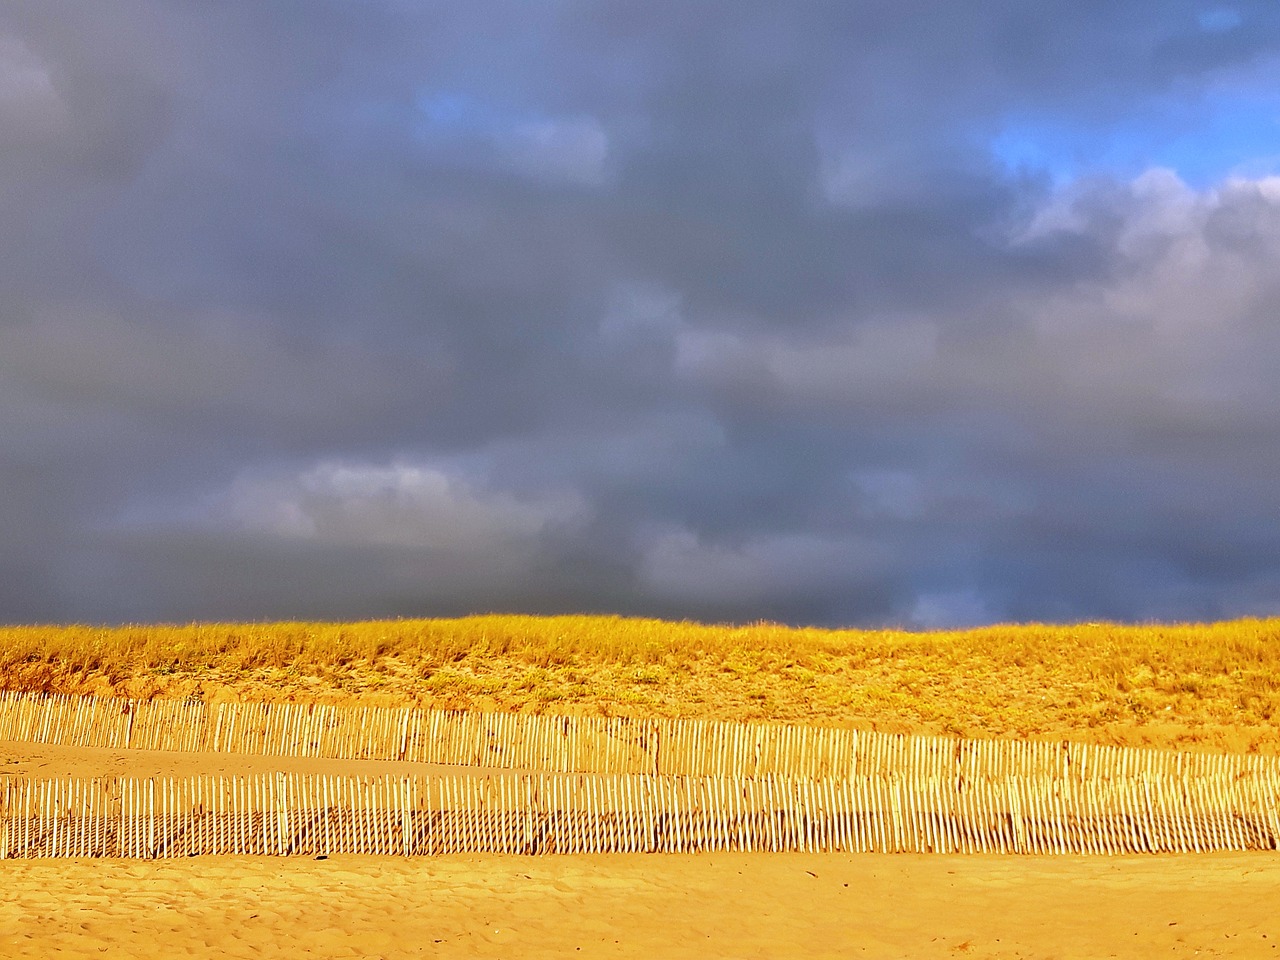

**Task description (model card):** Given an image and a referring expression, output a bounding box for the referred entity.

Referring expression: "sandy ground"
[4,740,1280,958]
[0,851,1276,959]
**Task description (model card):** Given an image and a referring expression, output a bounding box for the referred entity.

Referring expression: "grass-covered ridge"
[2,615,1278,752]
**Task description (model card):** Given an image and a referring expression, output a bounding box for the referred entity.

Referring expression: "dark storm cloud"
[1,1,1279,625]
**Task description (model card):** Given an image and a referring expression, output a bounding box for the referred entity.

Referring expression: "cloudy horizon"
[3,1,1280,628]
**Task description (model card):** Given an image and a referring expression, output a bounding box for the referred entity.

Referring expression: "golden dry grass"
[2,615,1278,751]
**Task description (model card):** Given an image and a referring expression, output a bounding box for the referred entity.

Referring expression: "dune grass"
[1,615,1278,751]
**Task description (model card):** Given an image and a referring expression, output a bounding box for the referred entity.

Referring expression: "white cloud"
[910,588,998,629]
[212,460,585,553]
[0,36,56,104]
[672,160,1280,435]
[498,115,610,187]
[816,132,937,208]
[92,459,592,620]
[639,525,887,605]
[674,317,939,405]
[417,92,611,187]
[1010,169,1280,426]
[851,469,926,521]
[0,307,423,424]
[0,35,67,136]
[598,282,683,342]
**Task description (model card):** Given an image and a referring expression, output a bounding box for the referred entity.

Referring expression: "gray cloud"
[1,1,1279,626]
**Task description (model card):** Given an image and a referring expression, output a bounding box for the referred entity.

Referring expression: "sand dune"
[0,851,1277,958]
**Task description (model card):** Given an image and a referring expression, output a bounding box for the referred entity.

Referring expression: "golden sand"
[2,851,1278,958]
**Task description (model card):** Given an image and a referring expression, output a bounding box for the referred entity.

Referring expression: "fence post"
[0,777,9,860]
[275,772,290,855]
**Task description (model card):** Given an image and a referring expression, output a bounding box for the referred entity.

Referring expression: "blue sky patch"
[990,85,1280,187]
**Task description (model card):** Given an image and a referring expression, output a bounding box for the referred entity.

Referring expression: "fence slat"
[3,689,1280,859]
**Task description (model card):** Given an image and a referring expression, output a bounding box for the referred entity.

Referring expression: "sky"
[2,1,1280,628]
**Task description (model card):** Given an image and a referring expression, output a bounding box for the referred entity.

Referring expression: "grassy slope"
[1,615,1278,752]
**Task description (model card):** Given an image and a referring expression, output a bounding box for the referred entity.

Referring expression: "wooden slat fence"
[3,691,1278,784]
[2,769,1277,860]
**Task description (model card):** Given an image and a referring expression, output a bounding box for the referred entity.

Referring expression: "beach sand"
[4,740,1279,958]
[1,850,1277,958]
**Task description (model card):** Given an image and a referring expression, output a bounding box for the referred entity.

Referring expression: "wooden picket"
[0,769,1277,860]
[4,691,1280,859]
[3,690,1278,784]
